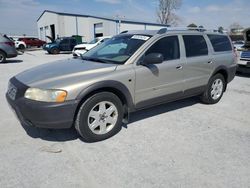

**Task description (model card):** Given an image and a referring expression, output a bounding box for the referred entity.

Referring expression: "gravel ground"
[0,50,250,188]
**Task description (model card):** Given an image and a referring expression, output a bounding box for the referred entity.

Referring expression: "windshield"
[55,38,62,43]
[82,34,151,64]
[89,38,100,44]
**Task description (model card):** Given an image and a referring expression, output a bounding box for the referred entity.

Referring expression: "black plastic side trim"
[211,65,237,83]
[135,86,205,110]
[76,80,135,111]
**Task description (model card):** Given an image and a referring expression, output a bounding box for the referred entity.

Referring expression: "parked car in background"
[73,36,111,57]
[233,40,244,50]
[237,50,250,73]
[0,34,18,63]
[235,28,250,73]
[6,29,237,142]
[9,37,26,51]
[43,37,77,54]
[19,37,46,48]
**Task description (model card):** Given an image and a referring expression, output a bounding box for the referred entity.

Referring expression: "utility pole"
[115,15,125,34]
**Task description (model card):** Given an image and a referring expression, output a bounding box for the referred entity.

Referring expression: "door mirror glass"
[142,53,164,65]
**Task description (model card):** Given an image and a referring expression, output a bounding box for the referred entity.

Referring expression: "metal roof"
[37,10,170,27]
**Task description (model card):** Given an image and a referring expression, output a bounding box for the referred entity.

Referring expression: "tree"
[218,26,224,33]
[229,22,244,34]
[187,23,197,28]
[157,0,182,26]
[229,22,243,30]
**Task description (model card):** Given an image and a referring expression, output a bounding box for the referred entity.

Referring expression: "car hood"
[15,58,117,88]
[75,43,96,50]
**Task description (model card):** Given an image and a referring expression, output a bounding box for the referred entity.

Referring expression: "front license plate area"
[7,83,17,100]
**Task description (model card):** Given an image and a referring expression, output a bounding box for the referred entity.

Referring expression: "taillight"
[4,42,15,46]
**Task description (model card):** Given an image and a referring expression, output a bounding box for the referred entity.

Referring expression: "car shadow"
[2,60,23,64]
[21,97,200,143]
[44,52,72,55]
[21,124,79,142]
[128,97,199,125]
[236,72,250,78]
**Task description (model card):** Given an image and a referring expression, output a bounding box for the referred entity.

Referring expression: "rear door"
[181,34,214,92]
[134,35,185,108]
[59,39,70,51]
[69,39,77,51]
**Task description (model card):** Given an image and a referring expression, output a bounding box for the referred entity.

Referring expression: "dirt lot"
[0,50,250,188]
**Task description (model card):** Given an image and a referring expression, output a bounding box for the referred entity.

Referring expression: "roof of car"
[120,28,228,36]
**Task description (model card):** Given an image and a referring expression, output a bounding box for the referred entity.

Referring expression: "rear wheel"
[51,48,60,54]
[0,51,6,63]
[200,73,225,104]
[75,92,124,142]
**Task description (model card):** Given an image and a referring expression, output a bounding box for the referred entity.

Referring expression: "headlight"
[24,88,67,103]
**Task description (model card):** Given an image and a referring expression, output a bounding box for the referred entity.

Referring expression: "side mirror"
[142,53,164,65]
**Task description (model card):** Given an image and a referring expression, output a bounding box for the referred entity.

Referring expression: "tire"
[18,44,25,50]
[51,48,60,54]
[75,92,124,142]
[200,73,226,104]
[0,51,6,63]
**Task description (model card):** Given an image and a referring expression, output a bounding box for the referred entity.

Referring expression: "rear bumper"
[6,77,79,129]
[227,64,238,83]
[237,65,250,73]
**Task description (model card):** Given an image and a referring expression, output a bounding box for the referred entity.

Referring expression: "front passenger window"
[146,36,180,61]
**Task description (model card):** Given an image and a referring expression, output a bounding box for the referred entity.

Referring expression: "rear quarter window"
[207,34,232,52]
[183,35,208,57]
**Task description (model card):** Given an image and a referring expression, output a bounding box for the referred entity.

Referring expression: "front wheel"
[200,73,226,104]
[75,92,124,142]
[51,48,60,54]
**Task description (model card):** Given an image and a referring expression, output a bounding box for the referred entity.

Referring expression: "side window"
[70,39,76,45]
[60,39,69,44]
[207,34,232,52]
[183,35,208,57]
[146,36,180,61]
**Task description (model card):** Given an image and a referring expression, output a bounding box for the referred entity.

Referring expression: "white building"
[37,10,168,42]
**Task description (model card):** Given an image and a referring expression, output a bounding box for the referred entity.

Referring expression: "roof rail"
[157,27,222,34]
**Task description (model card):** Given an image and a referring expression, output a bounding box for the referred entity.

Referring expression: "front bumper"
[6,77,79,129]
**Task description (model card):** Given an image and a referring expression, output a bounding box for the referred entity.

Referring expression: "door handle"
[208,61,213,64]
[176,65,183,70]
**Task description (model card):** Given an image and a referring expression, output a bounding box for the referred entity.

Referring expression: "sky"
[0,0,249,36]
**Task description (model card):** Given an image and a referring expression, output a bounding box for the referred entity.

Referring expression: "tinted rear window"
[208,34,232,52]
[183,35,208,57]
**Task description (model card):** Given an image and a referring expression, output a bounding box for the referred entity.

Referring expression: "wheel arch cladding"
[212,66,228,91]
[212,65,229,81]
[74,80,134,118]
[0,49,7,56]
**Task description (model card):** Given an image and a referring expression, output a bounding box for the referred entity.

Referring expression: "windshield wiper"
[81,56,112,64]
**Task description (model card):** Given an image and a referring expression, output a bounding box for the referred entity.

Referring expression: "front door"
[134,35,185,109]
